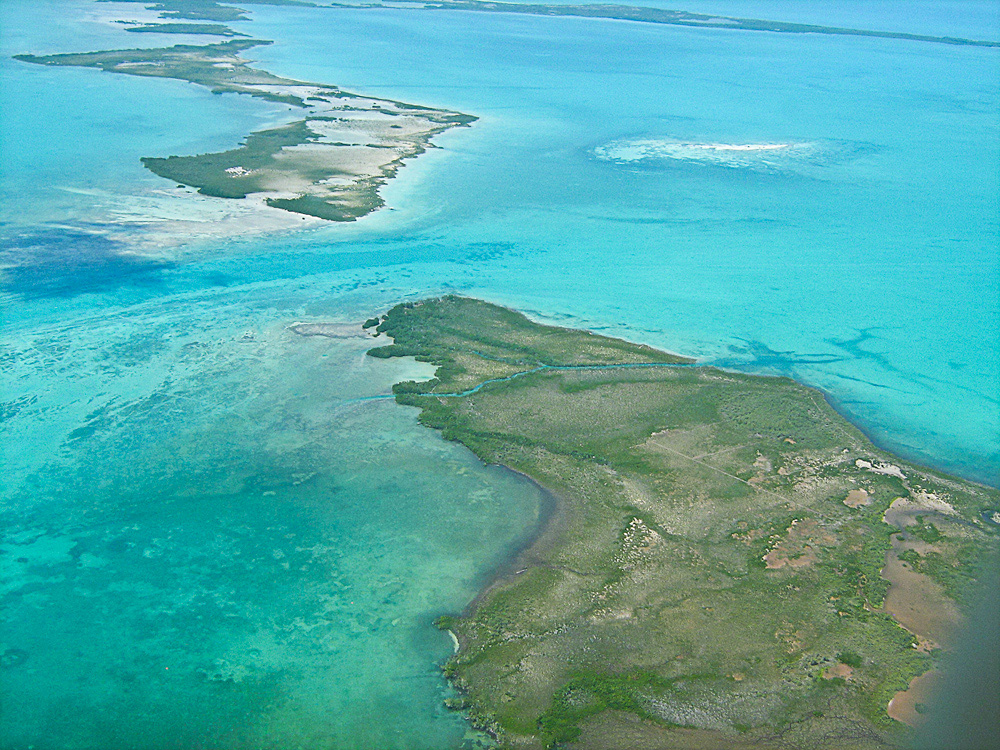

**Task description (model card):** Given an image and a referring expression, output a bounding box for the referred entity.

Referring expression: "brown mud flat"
[881,541,960,650]
[879,497,967,723]
[886,669,943,726]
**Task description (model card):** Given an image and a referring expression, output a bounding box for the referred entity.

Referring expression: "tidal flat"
[15,39,475,221]
[368,296,999,749]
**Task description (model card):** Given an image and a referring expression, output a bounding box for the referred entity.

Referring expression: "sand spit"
[288,322,370,339]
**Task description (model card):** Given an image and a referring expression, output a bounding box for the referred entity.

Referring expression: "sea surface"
[1,1,997,747]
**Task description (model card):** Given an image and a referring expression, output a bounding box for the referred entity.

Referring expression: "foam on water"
[593,137,823,171]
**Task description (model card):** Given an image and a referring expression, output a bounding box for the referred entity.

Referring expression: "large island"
[15,38,475,221]
[366,296,998,749]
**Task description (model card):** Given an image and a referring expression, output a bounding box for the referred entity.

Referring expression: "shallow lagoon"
[2,285,546,748]
[1,1,998,747]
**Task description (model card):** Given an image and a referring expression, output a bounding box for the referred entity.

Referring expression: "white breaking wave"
[593,138,821,171]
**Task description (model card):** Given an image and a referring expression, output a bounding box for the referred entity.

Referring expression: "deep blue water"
[1,1,998,747]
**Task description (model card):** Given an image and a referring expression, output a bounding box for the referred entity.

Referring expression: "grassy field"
[368,296,999,749]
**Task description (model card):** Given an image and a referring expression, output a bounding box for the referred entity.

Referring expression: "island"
[365,296,998,749]
[18,0,996,223]
[410,2,1000,49]
[99,0,318,24]
[102,0,1000,49]
[15,39,475,221]
[117,21,251,37]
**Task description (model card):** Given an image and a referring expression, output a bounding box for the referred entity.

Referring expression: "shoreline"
[457,463,561,620]
[407,1,1000,49]
[440,380,973,738]
[14,38,477,224]
[820,388,998,491]
[505,302,997,491]
[367,295,999,748]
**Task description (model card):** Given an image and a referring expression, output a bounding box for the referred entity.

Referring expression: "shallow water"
[238,2,999,482]
[1,286,546,748]
[1,1,998,747]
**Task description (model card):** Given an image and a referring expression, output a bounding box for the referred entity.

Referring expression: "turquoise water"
[496,0,1000,40]
[224,2,1000,480]
[1,282,548,749]
[1,1,998,747]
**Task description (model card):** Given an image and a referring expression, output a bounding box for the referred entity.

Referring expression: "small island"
[366,296,998,749]
[15,39,475,221]
[117,21,251,37]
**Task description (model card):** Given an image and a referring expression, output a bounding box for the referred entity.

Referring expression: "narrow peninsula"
[15,39,475,221]
[411,1,1000,49]
[365,296,998,749]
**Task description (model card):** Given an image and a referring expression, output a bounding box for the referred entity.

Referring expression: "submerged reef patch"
[592,137,870,175]
[0,227,173,299]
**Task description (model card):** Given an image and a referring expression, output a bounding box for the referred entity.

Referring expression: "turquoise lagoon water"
[1,1,998,747]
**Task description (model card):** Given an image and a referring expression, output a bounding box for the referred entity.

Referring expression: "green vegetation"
[266,193,379,222]
[898,541,981,603]
[419,1,1000,48]
[100,0,316,23]
[911,516,942,544]
[14,39,307,104]
[539,670,674,744]
[838,651,863,668]
[367,296,999,749]
[14,39,475,221]
[120,22,250,36]
[143,121,316,198]
[103,0,249,22]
